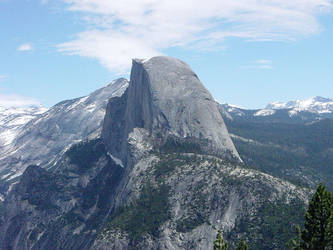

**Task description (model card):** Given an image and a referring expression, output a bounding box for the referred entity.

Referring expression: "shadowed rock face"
[102,56,241,162]
[0,140,126,250]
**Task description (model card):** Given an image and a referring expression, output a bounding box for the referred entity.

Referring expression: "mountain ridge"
[0,78,128,196]
[0,56,312,249]
[220,96,333,122]
[266,96,333,113]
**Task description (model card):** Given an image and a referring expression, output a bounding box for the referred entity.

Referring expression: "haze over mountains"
[0,56,330,249]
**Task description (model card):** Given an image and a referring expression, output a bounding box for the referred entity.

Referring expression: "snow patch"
[226,106,245,116]
[0,78,128,194]
[0,129,18,146]
[65,96,89,111]
[254,109,275,116]
[85,103,96,112]
[0,105,47,148]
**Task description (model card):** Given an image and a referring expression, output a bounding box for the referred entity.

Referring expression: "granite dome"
[103,56,241,162]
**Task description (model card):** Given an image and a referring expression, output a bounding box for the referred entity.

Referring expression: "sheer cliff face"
[102,56,241,162]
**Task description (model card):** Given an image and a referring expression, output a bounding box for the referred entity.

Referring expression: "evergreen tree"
[301,183,333,249]
[213,230,228,250]
[328,215,333,249]
[289,183,333,249]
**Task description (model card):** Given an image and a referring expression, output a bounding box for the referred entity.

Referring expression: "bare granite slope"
[102,56,241,163]
[0,78,128,196]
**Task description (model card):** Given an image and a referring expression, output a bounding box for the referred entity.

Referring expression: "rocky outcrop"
[0,137,310,250]
[0,139,126,250]
[94,136,309,249]
[0,78,128,195]
[102,57,241,163]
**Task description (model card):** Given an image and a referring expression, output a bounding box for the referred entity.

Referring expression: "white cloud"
[0,92,41,107]
[57,0,333,73]
[58,30,162,75]
[17,43,32,51]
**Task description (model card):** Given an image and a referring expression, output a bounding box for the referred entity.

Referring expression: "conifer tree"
[289,183,333,249]
[328,214,333,249]
[301,183,333,249]
[213,230,228,250]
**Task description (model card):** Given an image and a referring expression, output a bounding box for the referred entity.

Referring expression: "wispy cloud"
[17,43,32,51]
[0,75,7,82]
[0,92,41,107]
[58,30,161,75]
[254,59,273,69]
[57,0,333,74]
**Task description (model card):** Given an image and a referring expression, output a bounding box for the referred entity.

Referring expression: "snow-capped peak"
[266,96,333,114]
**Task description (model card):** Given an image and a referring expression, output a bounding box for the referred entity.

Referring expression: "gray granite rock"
[0,78,128,195]
[0,57,310,250]
[102,56,241,163]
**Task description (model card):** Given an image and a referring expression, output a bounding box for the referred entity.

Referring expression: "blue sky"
[1,0,333,109]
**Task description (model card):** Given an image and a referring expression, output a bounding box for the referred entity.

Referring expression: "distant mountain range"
[219,96,333,124]
[218,96,333,192]
[266,96,333,114]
